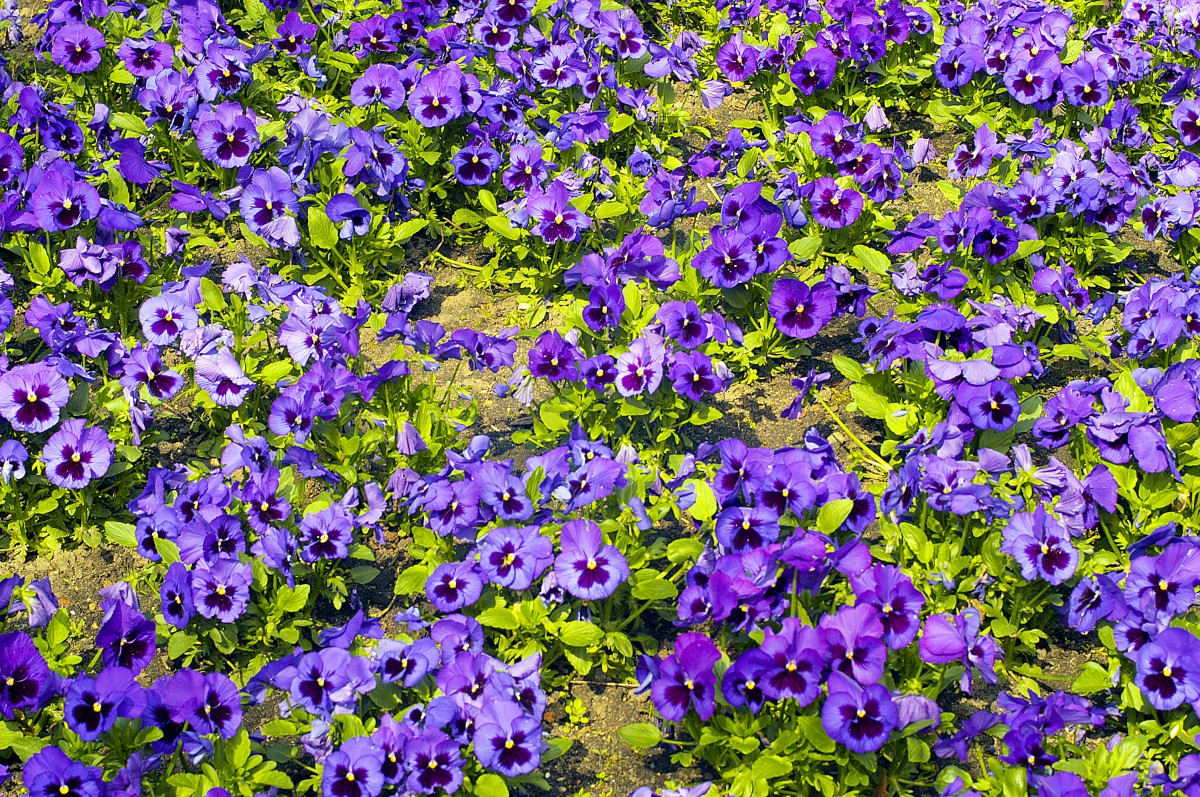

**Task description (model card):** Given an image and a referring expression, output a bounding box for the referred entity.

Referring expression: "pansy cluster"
[11,0,1200,794]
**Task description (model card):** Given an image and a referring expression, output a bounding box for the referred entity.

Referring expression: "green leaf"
[105,521,138,548]
[154,538,182,565]
[394,565,429,596]
[542,737,573,763]
[849,383,889,420]
[686,479,718,521]
[308,207,339,251]
[1014,239,1045,259]
[832,355,866,382]
[736,148,760,178]
[476,607,520,630]
[752,755,793,781]
[276,584,310,613]
[477,189,498,214]
[630,575,679,601]
[618,398,651,417]
[262,719,302,736]
[558,621,604,647]
[686,405,722,426]
[1060,39,1085,64]
[610,113,636,133]
[816,498,854,535]
[1072,661,1116,695]
[253,769,294,789]
[798,716,836,753]
[110,112,149,136]
[790,236,823,261]
[485,215,519,240]
[396,218,429,242]
[936,179,965,203]
[168,631,197,659]
[474,773,510,797]
[618,723,662,750]
[200,277,227,312]
[595,200,629,219]
[258,360,293,387]
[227,730,251,768]
[852,245,890,276]
[667,538,704,565]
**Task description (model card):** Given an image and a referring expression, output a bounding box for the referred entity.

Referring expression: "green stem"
[812,391,891,472]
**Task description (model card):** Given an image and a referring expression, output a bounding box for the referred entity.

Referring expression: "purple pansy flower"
[40,419,113,489]
[0,364,69,433]
[650,633,722,722]
[821,671,897,753]
[553,519,629,600]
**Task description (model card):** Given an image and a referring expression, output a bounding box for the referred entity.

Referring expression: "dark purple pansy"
[650,632,722,722]
[553,519,629,600]
[51,25,106,73]
[40,419,113,489]
[769,278,837,339]
[821,671,898,753]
